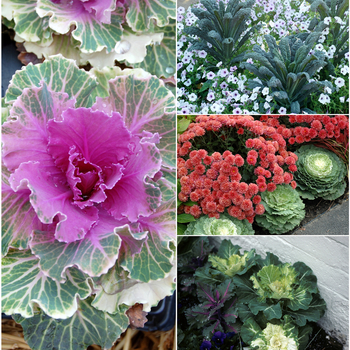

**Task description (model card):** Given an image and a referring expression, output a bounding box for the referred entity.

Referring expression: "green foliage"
[294,144,347,200]
[255,185,305,234]
[183,0,259,66]
[183,213,255,235]
[243,31,332,113]
[178,239,326,350]
[308,0,349,71]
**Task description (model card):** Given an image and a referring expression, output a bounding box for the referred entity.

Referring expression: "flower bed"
[176,0,349,114]
[177,115,349,235]
[177,237,345,350]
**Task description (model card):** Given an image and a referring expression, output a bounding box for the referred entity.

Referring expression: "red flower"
[289,137,295,145]
[246,138,254,148]
[207,169,218,179]
[190,205,201,217]
[237,182,249,194]
[267,182,277,192]
[206,201,217,212]
[198,149,208,158]
[212,152,222,161]
[311,120,322,130]
[288,164,297,172]
[195,164,206,175]
[235,155,244,166]
[237,127,244,135]
[241,199,253,211]
[319,129,327,139]
[247,156,257,166]
[178,166,188,177]
[255,204,265,215]
[252,195,261,204]
[291,181,297,189]
[295,135,304,143]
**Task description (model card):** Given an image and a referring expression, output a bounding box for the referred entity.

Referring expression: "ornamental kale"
[2,55,176,350]
[183,213,255,235]
[243,31,332,113]
[294,144,347,200]
[2,0,176,77]
[183,0,258,67]
[233,253,326,328]
[308,0,349,72]
[185,281,237,339]
[255,184,305,234]
[241,316,300,350]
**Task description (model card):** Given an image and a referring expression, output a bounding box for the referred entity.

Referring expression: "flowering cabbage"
[242,317,299,350]
[208,247,258,277]
[183,213,255,235]
[2,0,175,78]
[255,184,305,234]
[2,55,176,350]
[233,254,326,327]
[294,144,347,200]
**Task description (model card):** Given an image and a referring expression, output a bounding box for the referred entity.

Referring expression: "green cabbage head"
[294,144,347,200]
[250,322,298,350]
[250,264,298,300]
[184,213,255,235]
[255,184,305,234]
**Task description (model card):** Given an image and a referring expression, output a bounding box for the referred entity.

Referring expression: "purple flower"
[212,331,226,346]
[200,340,212,350]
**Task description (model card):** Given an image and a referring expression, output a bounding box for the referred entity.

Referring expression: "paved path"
[294,199,349,235]
[177,0,200,9]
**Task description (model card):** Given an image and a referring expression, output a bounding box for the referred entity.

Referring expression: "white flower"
[207,91,215,101]
[324,86,332,94]
[318,35,326,43]
[318,93,330,104]
[340,96,345,103]
[323,16,331,25]
[264,102,270,109]
[254,102,259,110]
[315,44,323,51]
[233,107,242,114]
[207,71,216,79]
[177,6,185,14]
[186,64,194,72]
[253,86,261,93]
[216,61,223,67]
[278,107,287,114]
[334,77,345,88]
[241,94,249,103]
[184,79,192,87]
[266,95,273,102]
[198,50,207,58]
[329,45,337,53]
[188,93,197,102]
[177,23,184,30]
[262,87,269,95]
[334,16,344,25]
[341,65,349,75]
[250,92,258,101]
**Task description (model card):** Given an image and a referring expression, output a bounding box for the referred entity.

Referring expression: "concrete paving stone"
[294,199,349,235]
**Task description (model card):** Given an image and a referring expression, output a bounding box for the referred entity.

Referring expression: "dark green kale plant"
[308,0,349,72]
[243,30,332,113]
[183,0,259,67]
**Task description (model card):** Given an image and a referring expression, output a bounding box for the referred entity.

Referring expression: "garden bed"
[176,0,349,115]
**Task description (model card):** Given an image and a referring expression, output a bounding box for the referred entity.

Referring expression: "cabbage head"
[294,144,347,200]
[255,185,305,234]
[242,317,299,350]
[184,213,255,235]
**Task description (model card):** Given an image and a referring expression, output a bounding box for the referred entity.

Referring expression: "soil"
[252,184,349,235]
[306,324,344,350]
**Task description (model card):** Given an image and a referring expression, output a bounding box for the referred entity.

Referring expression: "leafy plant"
[242,316,299,350]
[2,0,176,77]
[308,0,349,72]
[294,144,347,200]
[178,239,327,350]
[185,280,237,338]
[183,0,258,67]
[183,213,255,235]
[233,253,326,328]
[255,184,305,234]
[2,55,176,350]
[243,31,332,113]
